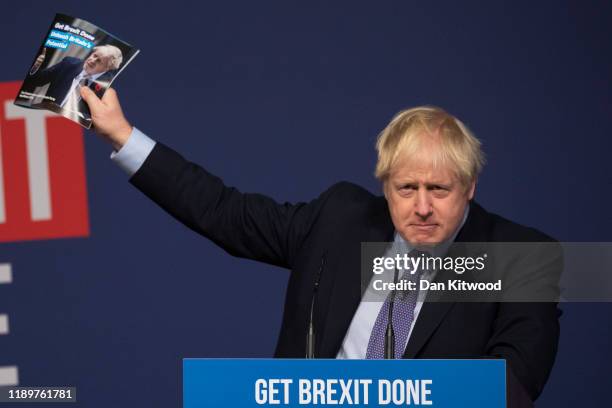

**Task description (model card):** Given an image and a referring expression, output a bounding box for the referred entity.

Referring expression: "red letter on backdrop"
[0,81,89,242]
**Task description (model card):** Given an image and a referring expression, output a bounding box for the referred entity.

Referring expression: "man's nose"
[414,188,432,218]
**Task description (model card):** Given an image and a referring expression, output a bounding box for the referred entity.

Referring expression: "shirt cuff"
[110,127,156,177]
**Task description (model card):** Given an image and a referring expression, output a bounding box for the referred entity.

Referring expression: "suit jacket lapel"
[402,295,455,358]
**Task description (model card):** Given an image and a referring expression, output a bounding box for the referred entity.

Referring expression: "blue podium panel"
[184,359,506,407]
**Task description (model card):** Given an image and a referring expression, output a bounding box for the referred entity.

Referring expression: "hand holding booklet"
[14,13,139,128]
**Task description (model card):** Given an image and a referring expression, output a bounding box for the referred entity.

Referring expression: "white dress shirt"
[60,70,105,112]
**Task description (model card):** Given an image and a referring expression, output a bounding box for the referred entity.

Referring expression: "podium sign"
[184,359,505,407]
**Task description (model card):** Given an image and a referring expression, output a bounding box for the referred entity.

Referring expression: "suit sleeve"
[129,142,330,269]
[27,58,68,87]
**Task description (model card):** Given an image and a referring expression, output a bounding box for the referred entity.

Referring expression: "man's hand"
[80,87,132,151]
[29,53,45,74]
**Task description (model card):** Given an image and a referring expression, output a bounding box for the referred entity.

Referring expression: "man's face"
[384,147,475,246]
[83,51,109,75]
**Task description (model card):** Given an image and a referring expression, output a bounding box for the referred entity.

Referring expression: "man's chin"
[403,234,442,247]
[84,65,98,75]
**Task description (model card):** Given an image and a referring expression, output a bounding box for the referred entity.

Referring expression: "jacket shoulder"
[477,204,557,243]
[61,57,82,66]
[324,181,377,200]
[319,181,381,213]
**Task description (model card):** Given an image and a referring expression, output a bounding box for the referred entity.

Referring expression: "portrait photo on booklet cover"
[14,13,139,128]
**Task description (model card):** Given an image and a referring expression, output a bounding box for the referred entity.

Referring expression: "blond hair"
[92,45,123,70]
[375,106,485,186]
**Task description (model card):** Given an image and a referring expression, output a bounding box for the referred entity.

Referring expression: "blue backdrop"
[1,1,611,406]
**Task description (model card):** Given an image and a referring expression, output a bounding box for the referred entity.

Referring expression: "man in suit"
[81,88,561,406]
[28,45,123,114]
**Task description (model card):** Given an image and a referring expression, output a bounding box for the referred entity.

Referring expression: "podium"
[184,359,506,407]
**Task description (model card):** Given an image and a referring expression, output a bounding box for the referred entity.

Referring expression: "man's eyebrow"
[395,180,417,186]
[425,181,453,188]
[394,178,452,186]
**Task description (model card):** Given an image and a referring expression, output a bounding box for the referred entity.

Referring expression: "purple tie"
[366,251,425,359]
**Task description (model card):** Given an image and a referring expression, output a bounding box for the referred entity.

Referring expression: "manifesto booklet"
[14,13,139,128]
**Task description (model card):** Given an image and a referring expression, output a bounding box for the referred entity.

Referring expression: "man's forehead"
[389,157,458,184]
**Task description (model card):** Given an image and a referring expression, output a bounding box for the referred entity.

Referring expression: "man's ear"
[467,180,476,201]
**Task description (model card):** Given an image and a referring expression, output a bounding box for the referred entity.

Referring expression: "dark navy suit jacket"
[129,142,561,406]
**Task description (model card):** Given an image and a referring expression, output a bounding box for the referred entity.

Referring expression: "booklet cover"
[14,13,139,128]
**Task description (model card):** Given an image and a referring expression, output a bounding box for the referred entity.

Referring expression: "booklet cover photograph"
[14,13,139,128]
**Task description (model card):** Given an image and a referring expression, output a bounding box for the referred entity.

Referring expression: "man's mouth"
[410,223,438,232]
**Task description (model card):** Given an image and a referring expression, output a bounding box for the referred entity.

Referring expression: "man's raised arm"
[80,87,333,269]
